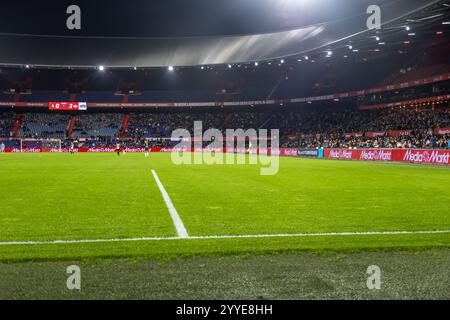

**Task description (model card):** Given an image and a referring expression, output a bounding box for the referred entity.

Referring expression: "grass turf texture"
[0,152,449,262]
[1,250,449,299]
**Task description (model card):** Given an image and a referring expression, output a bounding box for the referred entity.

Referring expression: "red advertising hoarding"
[1,147,299,156]
[434,128,450,135]
[324,148,450,165]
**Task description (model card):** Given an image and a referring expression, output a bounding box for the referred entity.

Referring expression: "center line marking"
[151,169,189,238]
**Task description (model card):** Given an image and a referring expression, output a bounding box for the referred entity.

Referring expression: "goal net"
[20,139,62,152]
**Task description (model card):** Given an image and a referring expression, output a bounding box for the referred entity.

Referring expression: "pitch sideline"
[151,169,189,238]
[1,229,450,246]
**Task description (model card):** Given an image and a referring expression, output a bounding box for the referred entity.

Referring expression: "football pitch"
[1,152,450,299]
[0,152,449,262]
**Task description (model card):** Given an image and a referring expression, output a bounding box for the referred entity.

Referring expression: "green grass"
[0,152,449,262]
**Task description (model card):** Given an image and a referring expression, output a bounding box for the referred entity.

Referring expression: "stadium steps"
[67,116,77,138]
[11,114,22,138]
[119,114,130,137]
[221,113,235,130]
[259,115,274,129]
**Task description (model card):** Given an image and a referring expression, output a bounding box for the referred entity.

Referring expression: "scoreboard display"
[48,102,87,111]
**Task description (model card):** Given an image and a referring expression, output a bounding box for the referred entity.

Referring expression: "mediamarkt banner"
[324,148,450,165]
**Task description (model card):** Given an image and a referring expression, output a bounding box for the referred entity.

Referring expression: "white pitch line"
[151,169,189,238]
[1,229,449,246]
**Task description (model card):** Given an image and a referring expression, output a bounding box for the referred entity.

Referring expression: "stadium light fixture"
[405,26,411,31]
[375,36,380,41]
[280,59,284,64]
[200,66,205,70]
[98,65,105,71]
[254,62,259,66]
[25,64,30,68]
[326,50,332,57]
[304,56,309,60]
[168,66,174,71]
[348,45,353,50]
[228,64,232,68]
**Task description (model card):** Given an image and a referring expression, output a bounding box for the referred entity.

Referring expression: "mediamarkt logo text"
[329,150,353,159]
[360,150,392,161]
[403,150,450,164]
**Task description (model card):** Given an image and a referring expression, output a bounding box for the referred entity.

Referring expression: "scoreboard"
[48,102,87,111]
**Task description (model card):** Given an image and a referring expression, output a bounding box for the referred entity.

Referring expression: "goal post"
[20,138,62,152]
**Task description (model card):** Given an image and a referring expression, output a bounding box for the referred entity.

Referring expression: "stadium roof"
[0,0,447,68]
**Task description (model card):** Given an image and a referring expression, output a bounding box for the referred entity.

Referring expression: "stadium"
[0,0,449,302]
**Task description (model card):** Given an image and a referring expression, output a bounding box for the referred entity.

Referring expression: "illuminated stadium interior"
[0,0,449,303]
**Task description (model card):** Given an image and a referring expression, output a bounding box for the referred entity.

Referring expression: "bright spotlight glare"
[254,62,259,66]
[98,65,105,71]
[280,59,284,64]
[168,66,174,71]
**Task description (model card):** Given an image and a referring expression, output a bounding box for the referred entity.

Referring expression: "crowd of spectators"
[276,105,449,148]
[286,131,449,149]
[126,111,226,139]
[0,112,14,137]
[0,103,449,149]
